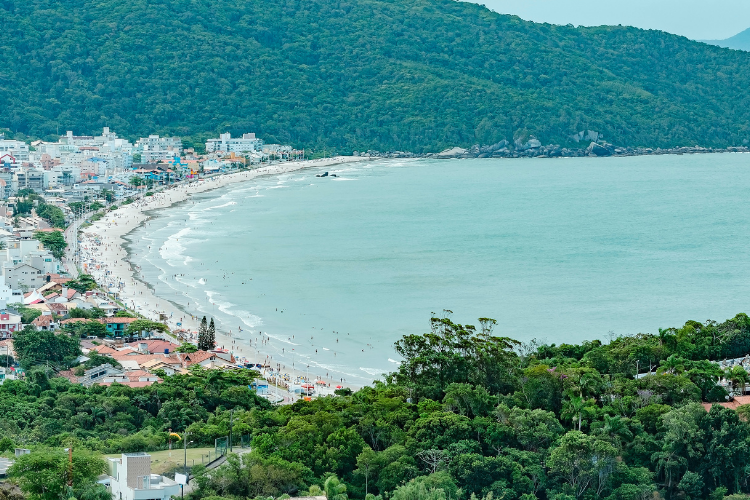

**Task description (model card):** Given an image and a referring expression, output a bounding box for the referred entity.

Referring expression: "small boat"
[316,172,329,177]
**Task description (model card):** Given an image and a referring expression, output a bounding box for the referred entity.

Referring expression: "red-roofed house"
[46,303,69,316]
[31,314,57,331]
[177,350,235,369]
[125,339,180,354]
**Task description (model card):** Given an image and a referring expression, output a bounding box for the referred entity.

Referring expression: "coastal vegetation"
[33,231,66,260]
[14,190,66,229]
[2,0,750,152]
[4,312,750,499]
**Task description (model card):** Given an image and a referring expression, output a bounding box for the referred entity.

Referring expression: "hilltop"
[1,0,750,152]
[703,27,750,52]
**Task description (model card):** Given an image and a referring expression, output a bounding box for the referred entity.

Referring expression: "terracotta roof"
[58,370,79,384]
[141,357,182,369]
[32,315,55,326]
[177,351,219,366]
[92,344,119,355]
[702,395,750,411]
[47,303,68,314]
[125,339,179,354]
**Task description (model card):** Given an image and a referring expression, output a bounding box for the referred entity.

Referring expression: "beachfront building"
[135,135,182,162]
[205,132,263,154]
[29,129,133,180]
[102,317,139,336]
[107,453,180,500]
[262,144,294,160]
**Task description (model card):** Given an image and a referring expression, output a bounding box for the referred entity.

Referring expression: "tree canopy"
[1,0,750,152]
[4,312,750,500]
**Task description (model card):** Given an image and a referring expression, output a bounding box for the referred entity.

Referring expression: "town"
[0,127,316,396]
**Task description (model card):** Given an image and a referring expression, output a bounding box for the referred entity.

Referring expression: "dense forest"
[6,312,750,500]
[1,0,750,152]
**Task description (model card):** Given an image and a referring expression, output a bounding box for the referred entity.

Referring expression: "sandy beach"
[74,156,370,394]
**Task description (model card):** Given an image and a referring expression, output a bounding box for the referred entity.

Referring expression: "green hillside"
[1,0,749,152]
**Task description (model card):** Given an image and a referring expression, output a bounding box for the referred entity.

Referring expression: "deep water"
[127,154,750,384]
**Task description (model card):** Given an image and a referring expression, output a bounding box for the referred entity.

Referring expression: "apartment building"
[205,132,263,154]
[135,135,182,162]
[0,139,29,164]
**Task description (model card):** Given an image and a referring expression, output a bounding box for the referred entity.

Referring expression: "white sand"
[74,157,370,394]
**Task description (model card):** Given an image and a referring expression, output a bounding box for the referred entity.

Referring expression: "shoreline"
[76,156,372,394]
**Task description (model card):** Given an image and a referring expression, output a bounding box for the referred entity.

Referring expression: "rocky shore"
[355,138,750,160]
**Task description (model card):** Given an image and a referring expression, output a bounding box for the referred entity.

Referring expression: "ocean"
[126,154,750,385]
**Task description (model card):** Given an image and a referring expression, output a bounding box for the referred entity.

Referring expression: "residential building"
[107,453,180,500]
[0,139,30,164]
[135,135,182,163]
[0,238,59,280]
[78,363,124,387]
[0,310,22,337]
[205,132,263,154]
[0,276,12,309]
[14,168,44,192]
[3,263,44,292]
[31,314,57,331]
[262,144,293,156]
[103,317,139,336]
[0,366,17,386]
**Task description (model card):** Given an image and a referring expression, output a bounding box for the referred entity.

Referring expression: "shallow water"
[127,154,750,384]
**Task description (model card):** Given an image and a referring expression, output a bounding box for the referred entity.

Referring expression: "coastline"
[76,156,371,394]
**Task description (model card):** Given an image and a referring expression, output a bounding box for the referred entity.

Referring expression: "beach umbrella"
[336,385,343,389]
[301,383,314,389]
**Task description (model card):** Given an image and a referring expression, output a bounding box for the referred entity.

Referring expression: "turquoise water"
[128,154,750,385]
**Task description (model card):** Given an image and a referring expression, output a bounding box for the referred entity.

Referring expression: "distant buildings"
[0,139,29,166]
[135,135,182,162]
[206,132,263,154]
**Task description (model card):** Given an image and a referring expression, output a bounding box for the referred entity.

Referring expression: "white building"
[206,132,263,154]
[263,144,293,155]
[32,129,133,174]
[0,367,18,385]
[108,453,180,500]
[135,135,182,163]
[51,164,82,185]
[0,139,29,165]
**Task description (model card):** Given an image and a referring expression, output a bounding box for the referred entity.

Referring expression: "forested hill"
[2,0,750,152]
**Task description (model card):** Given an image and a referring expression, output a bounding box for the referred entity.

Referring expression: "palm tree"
[726,366,749,396]
[91,407,107,425]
